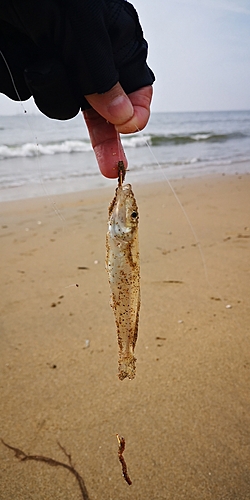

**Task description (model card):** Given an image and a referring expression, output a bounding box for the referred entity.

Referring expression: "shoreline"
[1,173,250,499]
[0,158,249,203]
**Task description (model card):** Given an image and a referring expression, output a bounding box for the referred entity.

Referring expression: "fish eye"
[131,211,138,219]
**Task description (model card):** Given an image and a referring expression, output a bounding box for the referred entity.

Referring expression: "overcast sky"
[0,0,250,114]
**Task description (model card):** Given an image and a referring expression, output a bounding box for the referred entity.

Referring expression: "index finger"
[83,109,127,178]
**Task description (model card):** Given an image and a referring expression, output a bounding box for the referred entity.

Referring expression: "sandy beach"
[0,171,250,499]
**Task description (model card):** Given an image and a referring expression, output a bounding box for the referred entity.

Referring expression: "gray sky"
[0,0,250,114]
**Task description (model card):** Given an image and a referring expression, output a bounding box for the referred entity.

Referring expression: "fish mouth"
[114,184,132,219]
[121,183,132,192]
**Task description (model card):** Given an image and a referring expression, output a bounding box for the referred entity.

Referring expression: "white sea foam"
[0,136,151,160]
[121,134,151,148]
[0,140,92,159]
[191,133,212,141]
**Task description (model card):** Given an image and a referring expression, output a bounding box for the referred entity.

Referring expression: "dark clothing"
[0,0,155,119]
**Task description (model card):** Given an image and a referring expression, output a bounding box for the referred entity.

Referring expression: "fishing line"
[133,125,214,291]
[115,128,128,179]
[0,50,65,222]
[1,47,219,297]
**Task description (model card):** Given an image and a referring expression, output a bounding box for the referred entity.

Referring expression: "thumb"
[85,82,134,125]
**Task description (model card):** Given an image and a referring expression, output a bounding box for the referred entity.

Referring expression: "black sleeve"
[0,0,155,119]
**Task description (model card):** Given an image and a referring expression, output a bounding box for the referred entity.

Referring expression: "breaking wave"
[0,140,92,160]
[148,131,247,146]
[0,131,248,160]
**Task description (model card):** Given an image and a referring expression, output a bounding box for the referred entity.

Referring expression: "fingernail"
[107,95,133,121]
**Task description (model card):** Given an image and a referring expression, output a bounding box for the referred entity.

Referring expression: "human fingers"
[115,85,153,134]
[85,82,133,125]
[83,84,152,177]
[83,108,127,178]
[85,83,152,134]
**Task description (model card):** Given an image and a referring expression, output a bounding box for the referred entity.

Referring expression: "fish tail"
[118,353,137,380]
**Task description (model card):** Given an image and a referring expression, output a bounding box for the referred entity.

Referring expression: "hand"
[83,83,152,178]
[0,0,154,181]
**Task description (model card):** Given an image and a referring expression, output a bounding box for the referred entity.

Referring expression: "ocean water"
[0,110,249,201]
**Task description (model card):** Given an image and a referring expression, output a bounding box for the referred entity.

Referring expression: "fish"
[106,177,140,381]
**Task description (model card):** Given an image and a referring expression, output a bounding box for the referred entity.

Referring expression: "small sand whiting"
[106,161,140,380]
[116,434,132,485]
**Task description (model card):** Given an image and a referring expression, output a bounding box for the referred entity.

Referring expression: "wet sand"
[0,171,250,499]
